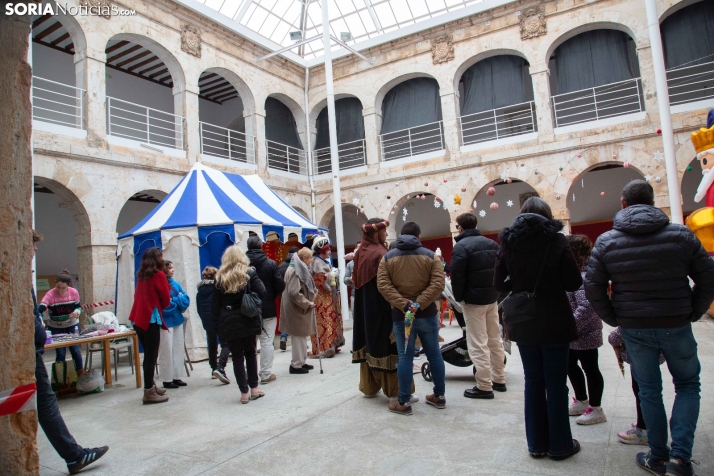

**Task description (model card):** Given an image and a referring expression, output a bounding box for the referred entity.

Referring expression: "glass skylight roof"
[192,0,489,60]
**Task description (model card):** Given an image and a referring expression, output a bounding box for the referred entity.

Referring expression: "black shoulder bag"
[241,279,268,336]
[501,241,552,325]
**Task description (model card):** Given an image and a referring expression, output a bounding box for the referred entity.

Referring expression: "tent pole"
[322,2,350,324]
[304,67,317,224]
[644,0,682,224]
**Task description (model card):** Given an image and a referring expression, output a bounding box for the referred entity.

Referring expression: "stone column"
[76,229,118,323]
[75,52,107,148]
[637,45,660,120]
[0,13,40,473]
[363,107,381,165]
[440,91,460,160]
[252,107,267,173]
[530,67,555,141]
[175,88,200,162]
[242,108,258,164]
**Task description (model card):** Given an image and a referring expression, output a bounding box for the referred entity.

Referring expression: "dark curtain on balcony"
[314,97,365,149]
[380,77,442,134]
[661,1,714,69]
[460,55,534,115]
[265,97,303,149]
[550,29,640,95]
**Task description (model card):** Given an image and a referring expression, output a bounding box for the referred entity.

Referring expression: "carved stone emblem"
[181,24,202,58]
[431,35,454,65]
[80,0,111,19]
[520,7,547,40]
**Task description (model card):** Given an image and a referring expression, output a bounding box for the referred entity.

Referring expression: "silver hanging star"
[507,200,514,207]
[479,210,486,217]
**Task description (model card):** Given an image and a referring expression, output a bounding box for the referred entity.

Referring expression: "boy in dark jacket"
[196,266,231,384]
[450,212,504,399]
[584,180,714,476]
[246,236,285,384]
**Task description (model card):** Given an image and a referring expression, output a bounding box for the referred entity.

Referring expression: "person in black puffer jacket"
[196,266,231,383]
[450,212,504,400]
[494,197,582,460]
[212,245,266,403]
[277,246,299,350]
[246,236,286,384]
[584,180,714,475]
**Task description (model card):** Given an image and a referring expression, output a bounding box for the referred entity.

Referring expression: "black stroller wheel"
[421,362,432,382]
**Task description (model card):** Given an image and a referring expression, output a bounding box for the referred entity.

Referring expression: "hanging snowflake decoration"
[653,150,664,162]
[433,198,441,208]
[500,172,509,183]
[644,175,652,182]
[472,200,478,209]
[506,200,514,207]
[479,210,487,218]
[386,200,392,209]
[352,198,360,206]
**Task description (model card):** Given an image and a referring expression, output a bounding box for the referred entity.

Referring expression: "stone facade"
[1,13,40,475]
[30,0,711,357]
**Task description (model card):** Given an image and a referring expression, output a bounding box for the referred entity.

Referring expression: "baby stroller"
[419,281,509,382]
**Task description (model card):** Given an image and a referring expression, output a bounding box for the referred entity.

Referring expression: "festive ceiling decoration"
[506,200,514,207]
[556,194,561,200]
[479,210,486,217]
[434,198,441,208]
[424,182,429,187]
[490,202,499,210]
[686,166,693,172]
[534,169,539,175]
[600,191,605,196]
[653,150,664,161]
[454,194,462,205]
[500,172,509,183]
[352,198,360,206]
[387,195,391,199]
[644,174,652,182]
[623,161,631,168]
[472,200,478,208]
[461,186,467,192]
[657,129,662,134]
[443,178,448,183]
[655,176,662,183]
[486,186,496,196]
[420,194,426,200]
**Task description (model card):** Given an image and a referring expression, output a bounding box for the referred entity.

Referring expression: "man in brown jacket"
[377,221,446,416]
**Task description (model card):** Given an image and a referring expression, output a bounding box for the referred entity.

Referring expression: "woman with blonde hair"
[211,245,266,403]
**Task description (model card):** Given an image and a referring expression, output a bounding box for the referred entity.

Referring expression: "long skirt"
[310,273,343,356]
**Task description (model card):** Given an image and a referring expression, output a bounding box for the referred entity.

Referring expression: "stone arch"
[33,177,92,311]
[453,49,531,96]
[545,22,640,66]
[292,206,310,221]
[659,0,704,23]
[106,33,186,93]
[319,204,369,248]
[202,66,256,112]
[116,189,168,236]
[265,93,308,148]
[471,179,540,236]
[309,94,362,135]
[32,9,88,58]
[374,72,442,120]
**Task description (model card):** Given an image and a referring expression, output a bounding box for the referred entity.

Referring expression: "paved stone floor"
[39,318,714,476]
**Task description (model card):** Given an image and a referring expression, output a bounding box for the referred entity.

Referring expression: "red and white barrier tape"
[81,300,114,310]
[0,383,37,416]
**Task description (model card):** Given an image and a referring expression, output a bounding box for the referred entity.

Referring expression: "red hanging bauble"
[656,129,662,134]
[486,186,496,196]
[461,186,467,192]
[420,194,426,200]
[600,191,606,196]
[490,202,499,210]
[623,161,631,168]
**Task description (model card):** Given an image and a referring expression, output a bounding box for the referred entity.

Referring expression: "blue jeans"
[36,352,83,462]
[621,325,701,461]
[280,332,288,339]
[517,343,573,456]
[48,323,83,371]
[393,316,445,405]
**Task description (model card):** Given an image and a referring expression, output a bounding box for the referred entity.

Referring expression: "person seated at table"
[39,270,84,376]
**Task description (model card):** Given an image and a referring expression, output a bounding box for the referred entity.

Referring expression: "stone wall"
[0,13,40,476]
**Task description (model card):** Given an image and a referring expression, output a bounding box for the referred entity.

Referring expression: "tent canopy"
[119,162,321,243]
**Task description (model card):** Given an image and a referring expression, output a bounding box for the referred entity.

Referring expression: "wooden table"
[44,330,142,388]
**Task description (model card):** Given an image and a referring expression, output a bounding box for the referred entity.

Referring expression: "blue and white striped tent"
[116,162,324,358]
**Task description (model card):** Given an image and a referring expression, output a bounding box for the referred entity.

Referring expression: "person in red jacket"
[129,247,171,404]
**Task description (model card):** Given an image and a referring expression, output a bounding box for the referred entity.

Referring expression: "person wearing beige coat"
[280,248,317,374]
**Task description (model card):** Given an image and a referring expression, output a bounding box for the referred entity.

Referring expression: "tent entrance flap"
[133,230,162,285]
[198,225,236,270]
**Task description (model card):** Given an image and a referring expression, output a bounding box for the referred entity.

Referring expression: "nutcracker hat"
[361,219,389,233]
[312,236,330,253]
[692,109,714,154]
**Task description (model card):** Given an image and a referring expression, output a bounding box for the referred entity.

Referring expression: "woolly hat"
[311,236,330,253]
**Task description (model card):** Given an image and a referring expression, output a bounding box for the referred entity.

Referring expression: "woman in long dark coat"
[494,197,583,460]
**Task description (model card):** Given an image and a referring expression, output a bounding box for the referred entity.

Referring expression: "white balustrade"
[459,101,537,145]
[107,97,184,149]
[200,121,255,163]
[266,139,307,174]
[313,138,366,174]
[32,76,84,129]
[667,62,714,106]
[551,78,644,128]
[379,120,444,161]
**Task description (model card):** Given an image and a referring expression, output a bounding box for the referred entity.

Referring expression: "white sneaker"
[576,406,607,425]
[388,395,419,404]
[569,397,589,416]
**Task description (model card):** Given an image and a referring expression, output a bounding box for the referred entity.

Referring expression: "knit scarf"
[292,256,316,294]
[351,233,388,290]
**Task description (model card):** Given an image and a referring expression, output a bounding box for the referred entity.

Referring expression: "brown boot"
[76,368,85,377]
[143,386,169,404]
[155,385,167,396]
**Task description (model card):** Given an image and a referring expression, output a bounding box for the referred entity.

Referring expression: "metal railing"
[266,139,307,175]
[31,76,84,129]
[551,77,644,128]
[459,101,537,145]
[107,97,183,149]
[667,61,714,106]
[200,121,255,163]
[313,138,366,174]
[379,120,444,161]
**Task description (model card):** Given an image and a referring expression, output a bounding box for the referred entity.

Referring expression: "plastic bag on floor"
[76,369,105,394]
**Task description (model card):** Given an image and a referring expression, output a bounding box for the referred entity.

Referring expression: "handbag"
[241,279,268,336]
[501,241,552,325]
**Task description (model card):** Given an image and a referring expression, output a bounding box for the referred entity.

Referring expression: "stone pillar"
[175,88,200,162]
[252,107,267,173]
[363,107,381,165]
[0,13,40,473]
[530,67,555,140]
[76,229,118,323]
[75,53,107,148]
[242,108,258,164]
[637,45,660,120]
[440,91,460,160]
